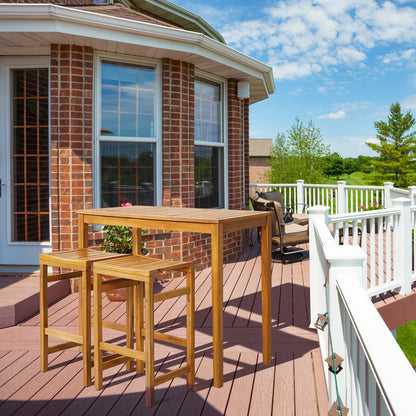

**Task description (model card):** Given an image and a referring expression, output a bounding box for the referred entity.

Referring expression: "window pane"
[100,60,156,138]
[100,141,154,207]
[11,68,50,242]
[194,78,222,143]
[195,146,222,208]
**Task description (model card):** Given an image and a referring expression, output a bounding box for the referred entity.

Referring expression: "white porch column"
[326,245,366,407]
[392,197,412,295]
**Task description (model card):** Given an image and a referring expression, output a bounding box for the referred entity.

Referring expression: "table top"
[77,205,271,226]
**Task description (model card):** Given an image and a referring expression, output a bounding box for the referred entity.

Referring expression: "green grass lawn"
[324,171,369,186]
[396,321,416,368]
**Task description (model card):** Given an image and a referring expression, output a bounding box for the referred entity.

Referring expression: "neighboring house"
[0,0,275,274]
[249,138,273,184]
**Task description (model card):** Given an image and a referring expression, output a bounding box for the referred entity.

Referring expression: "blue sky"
[173,0,416,157]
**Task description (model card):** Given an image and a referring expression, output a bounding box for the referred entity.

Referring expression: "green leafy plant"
[100,202,147,254]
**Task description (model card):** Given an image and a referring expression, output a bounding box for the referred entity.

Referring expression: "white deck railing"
[250,180,416,215]
[309,206,416,415]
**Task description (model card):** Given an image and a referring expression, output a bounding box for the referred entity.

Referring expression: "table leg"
[211,223,224,387]
[261,215,272,365]
[78,214,88,249]
[132,227,142,256]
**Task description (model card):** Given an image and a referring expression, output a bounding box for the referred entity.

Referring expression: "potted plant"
[361,202,384,233]
[100,202,147,301]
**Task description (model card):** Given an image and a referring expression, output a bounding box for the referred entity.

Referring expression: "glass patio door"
[0,57,51,266]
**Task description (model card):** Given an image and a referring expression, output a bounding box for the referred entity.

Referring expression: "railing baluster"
[370,218,376,289]
[386,213,392,284]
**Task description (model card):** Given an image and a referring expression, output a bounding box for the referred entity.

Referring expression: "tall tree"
[268,118,330,183]
[367,102,416,186]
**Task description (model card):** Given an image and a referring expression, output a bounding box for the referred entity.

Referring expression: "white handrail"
[336,273,416,415]
[309,208,416,414]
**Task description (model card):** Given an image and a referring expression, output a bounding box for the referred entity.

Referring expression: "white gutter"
[0,4,275,97]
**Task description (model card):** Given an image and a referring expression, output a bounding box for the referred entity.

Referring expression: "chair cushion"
[292,213,309,226]
[258,191,284,207]
[257,197,284,235]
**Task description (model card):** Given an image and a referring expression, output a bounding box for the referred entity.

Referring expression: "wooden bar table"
[77,206,272,388]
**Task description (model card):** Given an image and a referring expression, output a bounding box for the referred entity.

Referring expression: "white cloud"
[318,110,346,119]
[401,95,416,110]
[380,48,416,64]
[219,0,416,80]
[365,137,380,145]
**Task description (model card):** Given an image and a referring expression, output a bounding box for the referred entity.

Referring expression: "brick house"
[249,138,273,184]
[0,0,275,275]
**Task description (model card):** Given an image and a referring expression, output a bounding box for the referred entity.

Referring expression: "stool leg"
[145,279,155,407]
[40,263,48,372]
[93,271,103,390]
[135,282,144,374]
[126,285,134,372]
[186,265,195,389]
[80,269,92,386]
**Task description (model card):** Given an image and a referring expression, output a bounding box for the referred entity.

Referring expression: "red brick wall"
[50,44,94,252]
[48,49,250,282]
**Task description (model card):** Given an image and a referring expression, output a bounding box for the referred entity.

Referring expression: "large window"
[96,58,160,207]
[194,77,226,208]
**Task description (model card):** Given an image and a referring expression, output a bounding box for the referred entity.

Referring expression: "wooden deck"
[0,241,328,416]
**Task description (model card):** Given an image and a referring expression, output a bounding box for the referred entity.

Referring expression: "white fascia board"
[129,0,226,43]
[0,4,275,96]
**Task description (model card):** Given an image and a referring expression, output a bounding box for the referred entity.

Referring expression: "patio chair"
[256,189,308,222]
[250,197,309,263]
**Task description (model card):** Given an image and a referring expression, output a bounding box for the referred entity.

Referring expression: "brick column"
[50,44,94,251]
[161,59,195,208]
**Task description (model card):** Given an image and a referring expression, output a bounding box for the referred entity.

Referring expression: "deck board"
[0,242,328,415]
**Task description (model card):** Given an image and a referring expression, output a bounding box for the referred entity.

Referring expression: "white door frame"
[0,56,51,268]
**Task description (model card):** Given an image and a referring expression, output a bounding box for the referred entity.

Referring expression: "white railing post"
[296,180,305,213]
[337,181,346,214]
[326,246,366,408]
[384,182,394,208]
[408,185,416,206]
[392,197,412,295]
[308,205,330,328]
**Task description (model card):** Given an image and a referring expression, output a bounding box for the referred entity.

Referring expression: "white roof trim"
[0,4,275,101]
[128,0,226,43]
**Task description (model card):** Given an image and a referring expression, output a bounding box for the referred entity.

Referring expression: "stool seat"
[39,248,129,387]
[93,255,192,278]
[40,248,125,267]
[93,255,195,407]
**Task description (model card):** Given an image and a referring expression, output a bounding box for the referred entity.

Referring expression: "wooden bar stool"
[39,248,129,386]
[93,255,195,407]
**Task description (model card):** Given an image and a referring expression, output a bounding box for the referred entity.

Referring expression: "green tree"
[268,118,330,183]
[343,158,358,177]
[323,153,344,179]
[367,102,416,187]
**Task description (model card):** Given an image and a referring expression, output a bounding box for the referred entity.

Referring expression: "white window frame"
[194,70,228,209]
[93,52,162,207]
